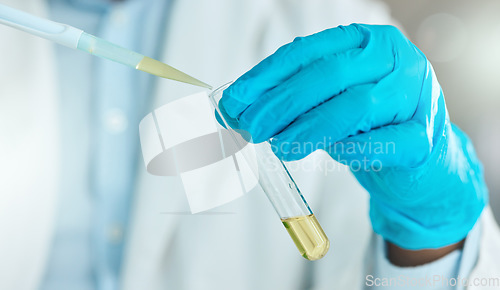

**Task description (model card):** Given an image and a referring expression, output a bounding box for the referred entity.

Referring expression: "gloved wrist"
[359,122,488,250]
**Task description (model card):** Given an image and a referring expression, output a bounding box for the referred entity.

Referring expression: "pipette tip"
[136,56,212,90]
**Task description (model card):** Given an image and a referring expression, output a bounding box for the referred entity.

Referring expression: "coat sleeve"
[467,207,500,289]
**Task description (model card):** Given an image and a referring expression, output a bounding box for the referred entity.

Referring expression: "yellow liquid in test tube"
[282,214,330,261]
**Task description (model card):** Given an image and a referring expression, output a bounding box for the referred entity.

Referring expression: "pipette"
[0,3,212,89]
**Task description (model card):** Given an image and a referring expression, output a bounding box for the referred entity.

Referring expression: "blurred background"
[382,0,500,223]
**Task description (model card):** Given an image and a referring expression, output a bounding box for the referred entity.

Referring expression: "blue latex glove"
[219,24,488,250]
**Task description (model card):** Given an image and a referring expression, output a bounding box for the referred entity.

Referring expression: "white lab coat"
[1,0,499,289]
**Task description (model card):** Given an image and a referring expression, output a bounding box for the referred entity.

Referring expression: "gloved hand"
[219,24,488,250]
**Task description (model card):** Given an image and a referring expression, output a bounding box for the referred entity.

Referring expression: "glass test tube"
[209,82,330,261]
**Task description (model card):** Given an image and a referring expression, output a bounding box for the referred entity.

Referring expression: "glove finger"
[270,74,421,161]
[214,105,254,142]
[327,121,430,170]
[238,46,395,142]
[220,24,366,118]
[214,105,239,130]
